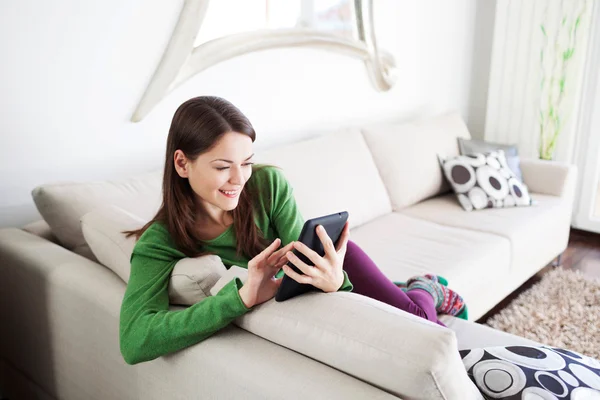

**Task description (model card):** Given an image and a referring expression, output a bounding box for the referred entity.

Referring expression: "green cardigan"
[119,165,353,364]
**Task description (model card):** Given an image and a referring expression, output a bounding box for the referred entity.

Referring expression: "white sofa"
[0,112,577,399]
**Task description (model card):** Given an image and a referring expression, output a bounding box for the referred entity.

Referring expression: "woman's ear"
[174,150,190,178]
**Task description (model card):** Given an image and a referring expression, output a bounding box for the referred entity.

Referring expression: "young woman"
[119,96,467,365]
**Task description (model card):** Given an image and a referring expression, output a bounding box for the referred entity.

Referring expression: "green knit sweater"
[119,165,353,364]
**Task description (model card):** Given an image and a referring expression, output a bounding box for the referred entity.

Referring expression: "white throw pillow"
[80,205,246,305]
[80,205,143,282]
[32,170,163,259]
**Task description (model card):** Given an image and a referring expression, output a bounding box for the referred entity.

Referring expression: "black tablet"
[275,211,349,302]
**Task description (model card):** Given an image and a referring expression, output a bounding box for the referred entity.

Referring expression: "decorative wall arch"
[131,0,397,122]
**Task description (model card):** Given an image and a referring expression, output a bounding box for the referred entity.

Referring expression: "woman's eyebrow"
[211,154,254,163]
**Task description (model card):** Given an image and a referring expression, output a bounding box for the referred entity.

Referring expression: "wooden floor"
[477,228,600,324]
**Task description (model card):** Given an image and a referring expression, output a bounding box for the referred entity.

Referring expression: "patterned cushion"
[438,150,533,211]
[457,138,524,182]
[460,345,600,399]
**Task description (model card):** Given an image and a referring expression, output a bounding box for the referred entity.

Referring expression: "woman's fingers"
[291,241,321,267]
[285,251,317,277]
[282,264,313,285]
[267,241,295,267]
[274,256,290,269]
[253,238,281,266]
[335,221,350,253]
[271,241,295,260]
[315,225,336,259]
[274,244,296,268]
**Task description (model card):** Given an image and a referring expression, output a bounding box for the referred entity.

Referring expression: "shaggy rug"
[485,267,600,359]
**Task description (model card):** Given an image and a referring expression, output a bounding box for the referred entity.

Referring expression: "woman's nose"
[229,166,244,185]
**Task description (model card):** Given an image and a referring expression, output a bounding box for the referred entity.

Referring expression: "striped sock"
[405,277,444,308]
[394,274,448,291]
[424,274,448,287]
[405,276,468,319]
[437,284,468,319]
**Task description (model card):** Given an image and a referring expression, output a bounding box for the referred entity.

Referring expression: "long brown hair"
[123,96,272,259]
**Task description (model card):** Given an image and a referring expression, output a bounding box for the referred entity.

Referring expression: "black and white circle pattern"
[460,345,600,399]
[439,150,532,212]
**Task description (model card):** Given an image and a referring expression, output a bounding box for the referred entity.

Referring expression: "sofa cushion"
[458,137,524,181]
[361,111,471,210]
[255,128,392,229]
[459,345,600,398]
[80,205,246,305]
[32,170,163,258]
[400,193,571,283]
[235,291,483,399]
[80,205,145,282]
[171,258,248,305]
[348,212,511,321]
[438,150,533,211]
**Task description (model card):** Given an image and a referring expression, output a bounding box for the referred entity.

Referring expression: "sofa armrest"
[0,227,124,397]
[520,158,578,198]
[235,292,483,400]
[0,227,90,277]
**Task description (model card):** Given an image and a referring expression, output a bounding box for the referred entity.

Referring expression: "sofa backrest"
[255,128,392,229]
[361,111,471,210]
[30,112,471,259]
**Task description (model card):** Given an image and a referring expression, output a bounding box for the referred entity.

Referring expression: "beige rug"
[485,267,600,359]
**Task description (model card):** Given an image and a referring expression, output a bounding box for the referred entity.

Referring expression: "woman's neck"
[200,208,232,228]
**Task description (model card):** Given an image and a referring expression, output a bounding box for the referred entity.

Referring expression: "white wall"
[0,0,493,228]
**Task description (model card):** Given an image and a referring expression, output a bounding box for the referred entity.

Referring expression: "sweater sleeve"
[265,167,353,292]
[119,224,251,365]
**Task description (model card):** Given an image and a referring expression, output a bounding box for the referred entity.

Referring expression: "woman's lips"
[219,189,238,198]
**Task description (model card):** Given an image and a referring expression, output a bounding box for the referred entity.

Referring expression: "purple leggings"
[342,240,446,327]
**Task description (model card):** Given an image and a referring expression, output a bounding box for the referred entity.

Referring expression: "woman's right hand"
[238,238,295,308]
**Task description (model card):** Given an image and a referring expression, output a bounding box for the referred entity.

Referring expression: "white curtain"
[484,0,594,162]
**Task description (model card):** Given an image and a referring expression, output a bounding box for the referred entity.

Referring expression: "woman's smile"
[219,189,239,198]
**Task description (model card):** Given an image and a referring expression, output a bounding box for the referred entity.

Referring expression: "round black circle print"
[513,184,522,198]
[507,346,547,359]
[451,165,472,184]
[489,176,502,190]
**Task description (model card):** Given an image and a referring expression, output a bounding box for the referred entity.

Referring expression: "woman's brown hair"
[123,96,271,259]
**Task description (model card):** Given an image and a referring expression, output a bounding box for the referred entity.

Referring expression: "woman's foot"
[423,274,448,286]
[393,274,448,290]
[404,276,468,320]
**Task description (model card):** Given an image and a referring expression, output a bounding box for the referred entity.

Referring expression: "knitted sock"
[393,281,408,290]
[394,274,448,290]
[407,274,449,287]
[406,276,468,320]
[424,274,448,287]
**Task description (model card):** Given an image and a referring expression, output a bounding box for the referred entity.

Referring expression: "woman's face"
[175,132,254,215]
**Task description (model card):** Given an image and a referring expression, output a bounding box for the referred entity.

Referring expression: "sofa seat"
[440,315,541,350]
[349,213,511,320]
[401,193,570,279]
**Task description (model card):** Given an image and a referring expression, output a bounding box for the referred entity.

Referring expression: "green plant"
[538,0,590,160]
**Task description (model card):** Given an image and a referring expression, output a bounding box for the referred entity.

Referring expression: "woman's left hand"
[282,221,350,293]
